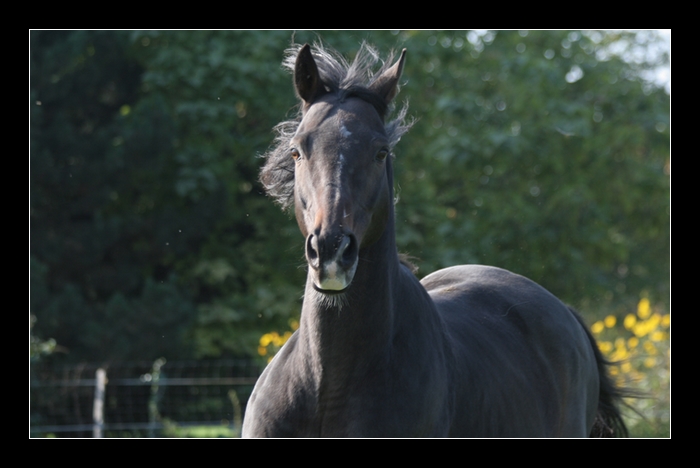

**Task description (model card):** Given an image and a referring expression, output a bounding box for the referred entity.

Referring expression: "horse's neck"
[298,218,409,383]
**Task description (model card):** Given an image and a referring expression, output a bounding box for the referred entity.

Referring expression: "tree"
[30,31,669,363]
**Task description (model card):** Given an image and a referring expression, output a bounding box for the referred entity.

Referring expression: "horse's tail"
[569,306,630,437]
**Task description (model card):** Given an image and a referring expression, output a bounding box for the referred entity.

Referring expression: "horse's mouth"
[312,283,350,295]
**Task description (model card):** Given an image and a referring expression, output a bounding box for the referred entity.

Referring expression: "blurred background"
[30,30,670,437]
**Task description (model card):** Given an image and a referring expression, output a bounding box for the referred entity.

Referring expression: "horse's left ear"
[370,48,406,104]
[294,44,324,106]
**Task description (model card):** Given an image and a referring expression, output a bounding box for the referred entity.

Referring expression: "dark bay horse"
[242,43,628,437]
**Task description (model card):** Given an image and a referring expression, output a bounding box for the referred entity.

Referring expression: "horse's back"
[421,265,599,437]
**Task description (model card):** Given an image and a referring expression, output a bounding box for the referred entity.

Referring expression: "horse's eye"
[376,148,389,162]
[290,148,301,161]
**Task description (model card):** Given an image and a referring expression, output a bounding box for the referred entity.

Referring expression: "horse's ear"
[370,48,406,104]
[294,44,324,105]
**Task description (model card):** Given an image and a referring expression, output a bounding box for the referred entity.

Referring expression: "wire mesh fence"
[30,359,263,437]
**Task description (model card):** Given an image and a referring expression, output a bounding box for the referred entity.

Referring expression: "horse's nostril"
[341,234,358,267]
[306,234,319,269]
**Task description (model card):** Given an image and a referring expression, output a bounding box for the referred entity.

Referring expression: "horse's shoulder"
[242,332,321,437]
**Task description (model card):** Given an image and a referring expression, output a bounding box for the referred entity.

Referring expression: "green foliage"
[161,421,239,438]
[388,31,669,308]
[30,31,669,365]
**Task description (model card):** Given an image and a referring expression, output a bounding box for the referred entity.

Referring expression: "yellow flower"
[650,331,665,342]
[644,357,656,368]
[627,337,639,349]
[591,321,604,334]
[648,313,661,330]
[611,347,629,361]
[643,341,658,355]
[604,315,617,328]
[599,341,613,354]
[270,332,284,347]
[258,324,297,359]
[624,314,637,330]
[633,322,650,338]
[637,298,651,319]
[661,314,670,328]
[259,333,273,347]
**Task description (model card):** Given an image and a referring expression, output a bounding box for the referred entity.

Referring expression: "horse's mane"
[259,42,412,211]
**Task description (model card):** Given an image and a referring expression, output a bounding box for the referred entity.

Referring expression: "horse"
[241,43,628,437]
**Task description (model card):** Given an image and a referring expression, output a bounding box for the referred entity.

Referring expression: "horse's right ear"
[370,48,406,105]
[294,44,324,106]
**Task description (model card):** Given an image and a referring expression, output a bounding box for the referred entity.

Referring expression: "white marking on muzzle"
[318,266,348,291]
[316,236,357,291]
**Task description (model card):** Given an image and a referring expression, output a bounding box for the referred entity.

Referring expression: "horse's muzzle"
[306,231,358,292]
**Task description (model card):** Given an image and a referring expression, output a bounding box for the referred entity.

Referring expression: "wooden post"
[93,368,106,438]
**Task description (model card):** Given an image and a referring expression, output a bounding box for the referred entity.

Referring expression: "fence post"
[148,358,166,438]
[93,368,106,438]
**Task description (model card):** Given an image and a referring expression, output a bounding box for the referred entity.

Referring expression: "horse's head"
[289,44,406,293]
